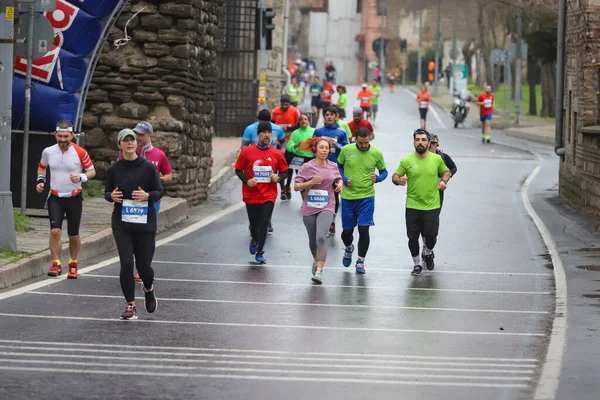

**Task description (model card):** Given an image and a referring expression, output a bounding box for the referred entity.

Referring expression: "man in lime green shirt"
[337,127,388,274]
[392,129,451,276]
[283,113,315,198]
[367,79,381,124]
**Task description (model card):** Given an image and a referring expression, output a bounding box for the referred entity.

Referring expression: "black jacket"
[104,156,164,232]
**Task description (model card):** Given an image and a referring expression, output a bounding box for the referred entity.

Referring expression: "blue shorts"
[154,201,161,215]
[341,197,375,229]
[480,114,492,122]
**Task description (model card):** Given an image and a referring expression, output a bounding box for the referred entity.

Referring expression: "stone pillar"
[83,0,224,206]
[265,0,285,110]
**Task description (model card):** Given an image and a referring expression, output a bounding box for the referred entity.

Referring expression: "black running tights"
[341,226,370,258]
[113,228,156,303]
[246,202,275,253]
[280,169,294,191]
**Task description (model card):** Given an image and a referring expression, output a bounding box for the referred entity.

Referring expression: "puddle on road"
[537,253,554,270]
[583,294,600,299]
[577,265,600,272]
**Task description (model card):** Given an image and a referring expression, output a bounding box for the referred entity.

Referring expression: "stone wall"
[560,2,600,218]
[265,0,285,111]
[83,0,223,206]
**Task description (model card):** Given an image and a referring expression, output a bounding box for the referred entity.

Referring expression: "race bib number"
[290,157,304,170]
[253,165,272,183]
[484,99,493,108]
[121,199,148,224]
[361,97,369,102]
[289,88,297,95]
[307,189,328,209]
[311,88,320,96]
[420,101,428,108]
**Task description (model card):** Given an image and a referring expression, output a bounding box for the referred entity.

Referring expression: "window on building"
[357,0,362,13]
[377,0,386,16]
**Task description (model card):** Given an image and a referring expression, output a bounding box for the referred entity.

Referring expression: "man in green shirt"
[337,127,388,274]
[367,79,382,124]
[392,129,451,276]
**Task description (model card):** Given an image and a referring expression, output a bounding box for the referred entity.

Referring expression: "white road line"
[0,351,536,370]
[0,359,533,381]
[152,260,552,276]
[0,339,539,363]
[522,156,568,400]
[0,202,246,302]
[82,274,552,295]
[0,366,530,388]
[28,291,550,315]
[0,346,538,368]
[0,312,547,337]
[404,87,449,131]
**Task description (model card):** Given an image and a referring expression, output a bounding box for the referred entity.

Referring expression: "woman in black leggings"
[105,129,164,320]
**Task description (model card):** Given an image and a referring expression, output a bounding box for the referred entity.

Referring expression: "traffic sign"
[490,48,506,66]
[14,13,55,60]
[508,41,528,60]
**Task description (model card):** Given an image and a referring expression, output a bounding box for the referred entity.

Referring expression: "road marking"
[28,291,550,315]
[0,358,533,381]
[404,87,448,131]
[0,312,547,337]
[0,351,536,370]
[151,260,552,276]
[82,274,553,295]
[521,155,568,400]
[0,202,246,302]
[0,365,530,388]
[0,339,539,362]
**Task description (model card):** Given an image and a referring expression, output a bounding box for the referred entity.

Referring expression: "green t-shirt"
[338,93,347,109]
[395,152,448,210]
[337,119,352,140]
[287,127,315,158]
[368,85,381,105]
[287,85,300,103]
[338,144,386,200]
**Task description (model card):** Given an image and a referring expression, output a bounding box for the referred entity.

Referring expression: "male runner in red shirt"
[476,85,495,144]
[348,107,375,142]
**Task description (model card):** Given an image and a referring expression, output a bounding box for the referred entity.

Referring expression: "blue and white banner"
[12,0,125,132]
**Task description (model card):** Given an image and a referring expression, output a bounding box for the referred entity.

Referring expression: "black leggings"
[113,228,156,303]
[246,202,275,253]
[406,208,440,257]
[341,226,370,258]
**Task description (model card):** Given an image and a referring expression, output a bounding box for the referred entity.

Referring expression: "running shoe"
[311,269,323,284]
[143,285,158,313]
[135,272,141,282]
[255,252,267,264]
[280,190,287,201]
[411,265,423,276]
[486,139,491,144]
[342,244,354,267]
[268,223,274,234]
[481,137,486,144]
[423,251,435,271]
[120,305,138,320]
[355,260,366,274]
[328,223,336,237]
[249,240,258,255]
[67,261,78,279]
[286,189,292,200]
[47,261,62,277]
[311,261,317,276]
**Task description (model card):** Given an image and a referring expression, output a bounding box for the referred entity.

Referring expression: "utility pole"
[379,0,386,85]
[514,5,523,125]
[20,2,35,214]
[451,0,457,95]
[433,0,441,96]
[417,9,422,85]
[257,0,268,110]
[0,2,18,251]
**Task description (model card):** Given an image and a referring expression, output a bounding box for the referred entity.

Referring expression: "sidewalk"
[0,136,241,289]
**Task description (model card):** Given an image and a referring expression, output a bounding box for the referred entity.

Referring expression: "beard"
[415,145,427,154]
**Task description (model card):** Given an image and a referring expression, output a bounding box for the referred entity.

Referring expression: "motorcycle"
[451,90,473,128]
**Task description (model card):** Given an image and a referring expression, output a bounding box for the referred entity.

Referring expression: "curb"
[0,197,188,290]
[208,151,238,194]
[505,128,555,146]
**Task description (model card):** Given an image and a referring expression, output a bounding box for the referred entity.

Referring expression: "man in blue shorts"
[337,127,388,274]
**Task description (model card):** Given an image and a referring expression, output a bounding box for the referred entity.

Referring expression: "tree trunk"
[527,54,538,116]
[540,61,556,117]
[477,3,492,86]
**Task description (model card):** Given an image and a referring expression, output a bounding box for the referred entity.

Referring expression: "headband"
[56,126,73,132]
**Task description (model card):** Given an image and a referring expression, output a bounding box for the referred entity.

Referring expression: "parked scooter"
[451,89,473,128]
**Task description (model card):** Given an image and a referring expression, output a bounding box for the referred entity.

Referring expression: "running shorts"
[47,193,83,236]
[419,108,428,119]
[341,197,375,230]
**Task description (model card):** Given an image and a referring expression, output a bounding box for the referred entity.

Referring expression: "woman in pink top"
[294,137,342,284]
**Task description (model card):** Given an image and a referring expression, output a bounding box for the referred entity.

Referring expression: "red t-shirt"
[140,147,172,176]
[416,92,432,109]
[271,106,300,139]
[323,83,334,95]
[478,93,495,115]
[235,145,288,204]
[348,119,374,138]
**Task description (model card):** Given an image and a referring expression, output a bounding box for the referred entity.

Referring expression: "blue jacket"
[242,122,285,147]
[313,123,348,162]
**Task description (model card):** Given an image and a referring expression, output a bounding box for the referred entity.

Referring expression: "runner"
[235,122,288,264]
[283,113,315,199]
[476,85,495,144]
[294,137,343,283]
[36,120,96,279]
[313,106,349,236]
[320,79,335,119]
[241,109,286,149]
[348,107,375,142]
[416,85,433,129]
[286,77,302,106]
[309,76,324,126]
[105,129,163,320]
[391,129,451,276]
[367,79,381,124]
[388,71,397,93]
[356,83,373,121]
[272,95,301,200]
[336,112,352,142]
[335,85,347,120]
[337,127,388,274]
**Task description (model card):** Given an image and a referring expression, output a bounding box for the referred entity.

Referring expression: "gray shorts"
[371,104,378,112]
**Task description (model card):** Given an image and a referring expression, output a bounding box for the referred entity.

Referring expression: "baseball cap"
[280,94,291,103]
[133,121,153,134]
[257,109,271,121]
[352,106,363,114]
[117,129,136,144]
[361,83,368,88]
[430,134,439,143]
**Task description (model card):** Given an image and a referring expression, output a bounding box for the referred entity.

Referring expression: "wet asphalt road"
[0,87,561,400]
